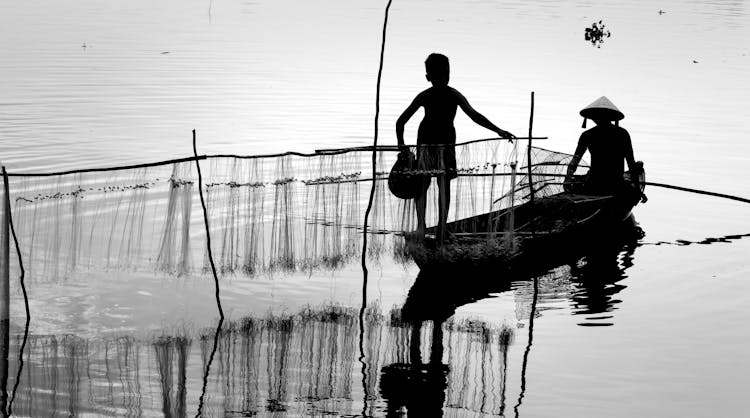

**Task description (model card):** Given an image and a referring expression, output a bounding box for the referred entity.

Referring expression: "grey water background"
[1,0,749,416]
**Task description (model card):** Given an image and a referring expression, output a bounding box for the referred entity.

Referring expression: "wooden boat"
[405,168,646,271]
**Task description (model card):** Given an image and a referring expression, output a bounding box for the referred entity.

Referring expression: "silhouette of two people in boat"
[396,57,646,240]
[396,53,516,242]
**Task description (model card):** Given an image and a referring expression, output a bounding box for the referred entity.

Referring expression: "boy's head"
[425,53,449,86]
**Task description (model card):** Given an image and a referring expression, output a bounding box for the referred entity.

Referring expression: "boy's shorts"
[416,144,457,182]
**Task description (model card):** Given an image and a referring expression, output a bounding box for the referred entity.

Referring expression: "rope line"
[7,155,207,177]
[6,137,544,177]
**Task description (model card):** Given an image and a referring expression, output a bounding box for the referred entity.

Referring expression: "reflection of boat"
[379,217,645,416]
[407,169,646,270]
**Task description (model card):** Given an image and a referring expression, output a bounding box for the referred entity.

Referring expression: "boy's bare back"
[397,54,514,148]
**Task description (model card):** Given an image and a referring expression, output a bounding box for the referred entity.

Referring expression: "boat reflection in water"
[1,221,644,416]
[380,264,516,417]
[379,217,645,416]
[567,217,643,326]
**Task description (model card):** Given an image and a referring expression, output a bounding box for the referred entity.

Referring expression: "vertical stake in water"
[526,92,535,240]
[359,2,393,415]
[504,162,517,251]
[488,164,497,241]
[527,92,535,205]
[0,166,10,414]
[0,168,7,329]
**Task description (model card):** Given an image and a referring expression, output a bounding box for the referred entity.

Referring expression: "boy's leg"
[414,146,429,239]
[410,321,423,365]
[436,175,450,243]
[430,319,444,365]
[415,188,427,239]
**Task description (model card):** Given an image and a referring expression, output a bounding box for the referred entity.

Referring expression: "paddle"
[643,182,750,205]
[490,172,750,206]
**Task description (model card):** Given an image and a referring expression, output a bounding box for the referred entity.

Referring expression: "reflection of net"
[0,141,575,278]
[5,306,517,417]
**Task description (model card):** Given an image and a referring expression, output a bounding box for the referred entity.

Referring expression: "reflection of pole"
[1,167,10,415]
[514,276,539,417]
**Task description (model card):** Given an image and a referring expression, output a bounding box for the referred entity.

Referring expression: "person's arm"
[455,89,516,140]
[623,129,647,202]
[566,135,587,180]
[396,94,423,147]
[624,130,637,172]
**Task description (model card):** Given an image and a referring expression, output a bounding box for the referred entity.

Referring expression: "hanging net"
[0,140,582,280]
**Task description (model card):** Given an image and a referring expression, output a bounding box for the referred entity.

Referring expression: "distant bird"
[658,10,666,15]
[692,60,699,63]
[81,43,87,51]
[160,51,170,54]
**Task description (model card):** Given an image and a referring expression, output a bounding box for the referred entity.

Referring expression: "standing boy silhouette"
[396,53,515,241]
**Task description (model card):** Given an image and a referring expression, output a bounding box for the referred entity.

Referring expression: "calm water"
[1,0,749,416]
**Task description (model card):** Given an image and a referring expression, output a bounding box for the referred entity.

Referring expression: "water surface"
[1,0,749,416]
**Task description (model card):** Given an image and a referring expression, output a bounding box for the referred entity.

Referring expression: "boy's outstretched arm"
[455,90,516,139]
[396,95,422,147]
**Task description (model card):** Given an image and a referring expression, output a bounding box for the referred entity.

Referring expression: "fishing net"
[0,141,580,279]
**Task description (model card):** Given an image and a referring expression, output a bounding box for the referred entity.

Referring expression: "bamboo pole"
[504,163,517,251]
[314,136,548,154]
[488,164,497,241]
[643,181,750,204]
[3,165,29,417]
[1,168,9,325]
[0,166,10,415]
[526,92,535,204]
[193,129,225,418]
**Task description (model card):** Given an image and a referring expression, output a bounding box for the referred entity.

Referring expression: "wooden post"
[0,166,10,414]
[1,167,9,326]
[526,92,535,204]
[505,162,517,251]
[488,164,497,241]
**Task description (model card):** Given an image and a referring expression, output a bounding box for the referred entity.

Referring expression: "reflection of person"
[565,96,647,202]
[396,53,516,241]
[379,319,449,417]
[569,219,644,325]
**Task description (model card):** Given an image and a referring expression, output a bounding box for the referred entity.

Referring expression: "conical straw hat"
[580,96,624,121]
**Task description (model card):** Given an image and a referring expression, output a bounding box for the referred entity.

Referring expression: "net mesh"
[1,142,582,279]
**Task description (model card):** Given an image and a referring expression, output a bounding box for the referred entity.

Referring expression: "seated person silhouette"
[396,53,516,242]
[565,96,647,202]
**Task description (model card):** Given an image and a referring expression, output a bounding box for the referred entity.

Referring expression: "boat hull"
[405,181,643,271]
